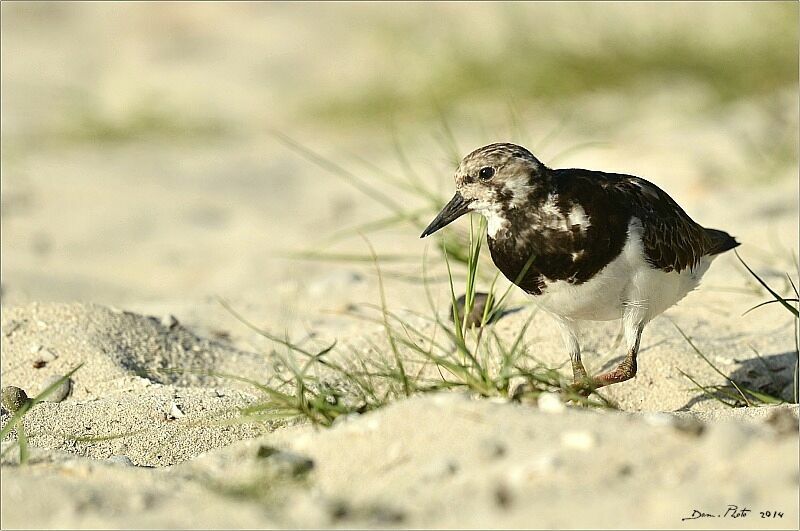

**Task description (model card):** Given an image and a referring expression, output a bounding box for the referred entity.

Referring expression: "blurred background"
[1,2,797,332]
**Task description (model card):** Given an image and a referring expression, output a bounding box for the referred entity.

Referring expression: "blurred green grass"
[306,3,798,125]
[60,94,228,144]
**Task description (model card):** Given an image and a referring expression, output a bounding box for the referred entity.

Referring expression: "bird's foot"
[567,377,598,398]
[567,354,638,398]
[592,356,637,387]
[568,360,594,397]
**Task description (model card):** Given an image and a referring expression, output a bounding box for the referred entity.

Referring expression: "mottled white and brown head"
[421,143,548,239]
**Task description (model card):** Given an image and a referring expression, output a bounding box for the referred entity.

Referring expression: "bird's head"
[420,143,546,238]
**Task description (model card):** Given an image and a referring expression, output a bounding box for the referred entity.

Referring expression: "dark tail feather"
[705,228,740,255]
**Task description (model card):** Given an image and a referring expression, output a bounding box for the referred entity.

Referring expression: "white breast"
[536,218,713,322]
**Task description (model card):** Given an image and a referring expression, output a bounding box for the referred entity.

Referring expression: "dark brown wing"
[605,175,714,272]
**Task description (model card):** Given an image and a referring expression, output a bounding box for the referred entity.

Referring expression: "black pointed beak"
[420,192,473,238]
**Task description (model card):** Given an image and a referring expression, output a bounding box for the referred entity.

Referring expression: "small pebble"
[160,314,179,329]
[537,392,565,413]
[40,375,72,403]
[1,386,29,412]
[642,412,674,427]
[451,292,495,328]
[331,412,360,427]
[560,430,597,451]
[364,416,382,432]
[107,455,134,466]
[168,403,185,419]
[40,348,58,361]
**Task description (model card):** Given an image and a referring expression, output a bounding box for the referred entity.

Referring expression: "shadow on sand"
[678,350,798,410]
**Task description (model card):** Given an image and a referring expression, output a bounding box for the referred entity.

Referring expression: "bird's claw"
[567,377,597,398]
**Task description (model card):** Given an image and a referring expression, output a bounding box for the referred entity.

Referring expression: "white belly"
[536,219,713,322]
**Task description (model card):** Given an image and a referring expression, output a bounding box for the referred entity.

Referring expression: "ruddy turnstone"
[421,143,739,392]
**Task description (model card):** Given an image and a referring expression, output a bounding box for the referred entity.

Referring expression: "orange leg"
[572,321,644,395]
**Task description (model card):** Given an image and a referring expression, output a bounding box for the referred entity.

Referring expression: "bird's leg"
[554,318,589,385]
[592,319,645,389]
[571,356,588,382]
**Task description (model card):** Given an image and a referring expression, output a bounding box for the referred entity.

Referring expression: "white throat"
[476,207,510,238]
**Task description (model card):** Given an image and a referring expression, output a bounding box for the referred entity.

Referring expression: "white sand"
[2,3,798,529]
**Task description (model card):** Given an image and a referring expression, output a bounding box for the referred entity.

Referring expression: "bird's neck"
[482,184,553,240]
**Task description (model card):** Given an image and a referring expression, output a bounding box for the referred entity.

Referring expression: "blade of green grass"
[272,130,407,216]
[363,234,411,398]
[736,250,799,317]
[672,321,752,406]
[742,298,800,316]
[16,425,28,465]
[678,368,734,407]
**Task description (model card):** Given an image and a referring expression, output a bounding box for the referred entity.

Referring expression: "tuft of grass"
[736,250,799,318]
[678,251,799,406]
[0,363,84,465]
[674,323,783,407]
[213,220,608,431]
[191,119,616,426]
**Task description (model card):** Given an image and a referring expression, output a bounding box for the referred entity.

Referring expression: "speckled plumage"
[421,142,739,392]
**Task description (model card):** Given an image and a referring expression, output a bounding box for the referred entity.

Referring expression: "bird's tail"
[705,228,740,256]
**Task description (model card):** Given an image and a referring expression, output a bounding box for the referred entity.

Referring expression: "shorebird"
[420,143,739,392]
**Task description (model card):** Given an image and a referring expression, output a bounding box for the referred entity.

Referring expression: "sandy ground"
[2,3,799,529]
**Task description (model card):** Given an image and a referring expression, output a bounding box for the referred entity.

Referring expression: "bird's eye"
[478,166,495,180]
